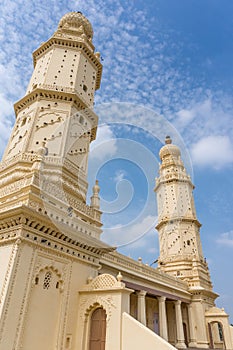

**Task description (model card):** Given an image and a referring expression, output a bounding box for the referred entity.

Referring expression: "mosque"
[0,11,232,350]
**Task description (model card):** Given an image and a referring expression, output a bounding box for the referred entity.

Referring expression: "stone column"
[187,303,197,347]
[175,300,186,349]
[158,296,168,341]
[137,290,147,326]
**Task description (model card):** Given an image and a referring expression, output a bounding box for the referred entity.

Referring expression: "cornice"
[0,206,112,257]
[156,217,201,230]
[155,175,194,192]
[100,251,190,299]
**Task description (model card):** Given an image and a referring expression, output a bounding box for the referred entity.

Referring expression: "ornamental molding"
[0,153,38,170]
[82,273,125,292]
[39,180,96,219]
[0,210,106,263]
[32,263,64,293]
[0,240,23,343]
[13,248,36,349]
[79,294,116,324]
[0,177,32,198]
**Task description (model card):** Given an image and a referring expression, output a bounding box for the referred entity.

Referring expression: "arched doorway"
[89,308,106,350]
[208,321,225,349]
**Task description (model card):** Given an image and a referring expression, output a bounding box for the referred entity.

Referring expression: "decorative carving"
[79,294,116,324]
[33,264,64,292]
[36,115,63,130]
[12,248,36,349]
[68,148,87,155]
[8,130,28,155]
[0,240,22,343]
[59,262,72,349]
[0,177,32,198]
[58,12,93,40]
[39,179,96,219]
[85,273,124,291]
[0,152,38,172]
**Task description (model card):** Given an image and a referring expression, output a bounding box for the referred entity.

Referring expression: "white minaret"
[155,136,213,292]
[2,11,102,202]
[0,14,108,350]
[0,12,103,235]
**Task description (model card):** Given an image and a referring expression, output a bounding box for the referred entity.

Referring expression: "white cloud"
[103,214,160,264]
[0,94,15,159]
[191,135,233,169]
[102,214,157,248]
[0,94,14,119]
[176,108,196,129]
[89,124,117,161]
[175,98,232,137]
[114,169,127,183]
[217,230,233,247]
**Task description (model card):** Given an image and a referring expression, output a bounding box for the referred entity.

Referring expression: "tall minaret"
[0,14,108,350]
[0,12,103,236]
[155,136,213,292]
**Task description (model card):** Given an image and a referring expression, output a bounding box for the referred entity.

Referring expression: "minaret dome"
[58,11,93,40]
[159,136,181,160]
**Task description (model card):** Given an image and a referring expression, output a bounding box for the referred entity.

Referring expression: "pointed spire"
[90,180,100,210]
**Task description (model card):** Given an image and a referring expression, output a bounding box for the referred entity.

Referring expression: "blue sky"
[0,0,233,321]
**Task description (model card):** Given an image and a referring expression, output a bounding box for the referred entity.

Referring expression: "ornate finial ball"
[159,136,181,160]
[165,135,172,144]
[58,12,93,40]
[117,272,123,282]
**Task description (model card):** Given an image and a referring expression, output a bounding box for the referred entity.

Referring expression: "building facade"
[0,11,232,350]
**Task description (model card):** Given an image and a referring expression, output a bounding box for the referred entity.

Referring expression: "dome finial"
[165,135,172,144]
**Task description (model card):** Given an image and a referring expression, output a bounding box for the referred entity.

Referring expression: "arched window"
[43,271,52,289]
[218,322,224,341]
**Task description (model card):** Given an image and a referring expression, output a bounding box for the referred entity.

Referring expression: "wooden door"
[89,308,106,350]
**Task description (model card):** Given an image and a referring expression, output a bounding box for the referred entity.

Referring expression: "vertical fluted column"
[175,300,186,349]
[137,290,147,325]
[158,296,168,341]
[187,304,197,347]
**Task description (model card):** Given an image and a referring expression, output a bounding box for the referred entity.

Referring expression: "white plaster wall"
[21,248,97,350]
[122,312,176,350]
[63,260,97,349]
[230,325,233,348]
[27,49,53,93]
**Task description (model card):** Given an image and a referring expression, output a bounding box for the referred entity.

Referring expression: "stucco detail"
[84,273,125,291]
